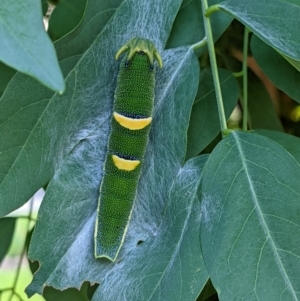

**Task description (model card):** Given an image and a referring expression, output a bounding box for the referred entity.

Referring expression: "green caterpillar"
[94,37,163,261]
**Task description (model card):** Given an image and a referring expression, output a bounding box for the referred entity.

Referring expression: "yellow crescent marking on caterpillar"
[112,155,140,171]
[113,112,152,130]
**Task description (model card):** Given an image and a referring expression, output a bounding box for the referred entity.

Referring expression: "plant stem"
[201,0,227,134]
[205,4,220,16]
[8,198,34,301]
[242,27,250,131]
[191,37,207,51]
[233,70,243,78]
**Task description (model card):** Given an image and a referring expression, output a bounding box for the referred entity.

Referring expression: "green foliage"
[255,130,300,164]
[42,283,91,301]
[48,0,87,41]
[166,0,232,49]
[0,62,16,97]
[0,0,64,92]
[1,0,300,301]
[251,35,300,103]
[186,68,239,159]
[0,218,16,263]
[247,69,284,131]
[201,132,300,300]
[218,0,300,60]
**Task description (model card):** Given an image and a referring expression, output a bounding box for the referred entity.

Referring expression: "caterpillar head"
[115,37,163,70]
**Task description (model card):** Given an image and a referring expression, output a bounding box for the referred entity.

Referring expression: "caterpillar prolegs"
[94,38,163,261]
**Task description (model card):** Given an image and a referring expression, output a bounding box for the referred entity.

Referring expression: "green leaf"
[197,279,217,301]
[41,0,48,15]
[0,0,65,92]
[255,129,300,165]
[0,217,16,263]
[0,61,16,97]
[43,286,89,301]
[0,0,122,217]
[251,35,300,103]
[167,0,202,48]
[167,0,233,49]
[54,0,123,62]
[218,0,300,60]
[186,68,239,159]
[48,0,87,41]
[25,227,40,275]
[201,131,300,300]
[280,52,300,72]
[26,41,208,300]
[0,57,78,217]
[247,70,283,131]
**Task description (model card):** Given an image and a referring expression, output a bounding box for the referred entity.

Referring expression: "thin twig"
[8,198,34,301]
[201,0,228,134]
